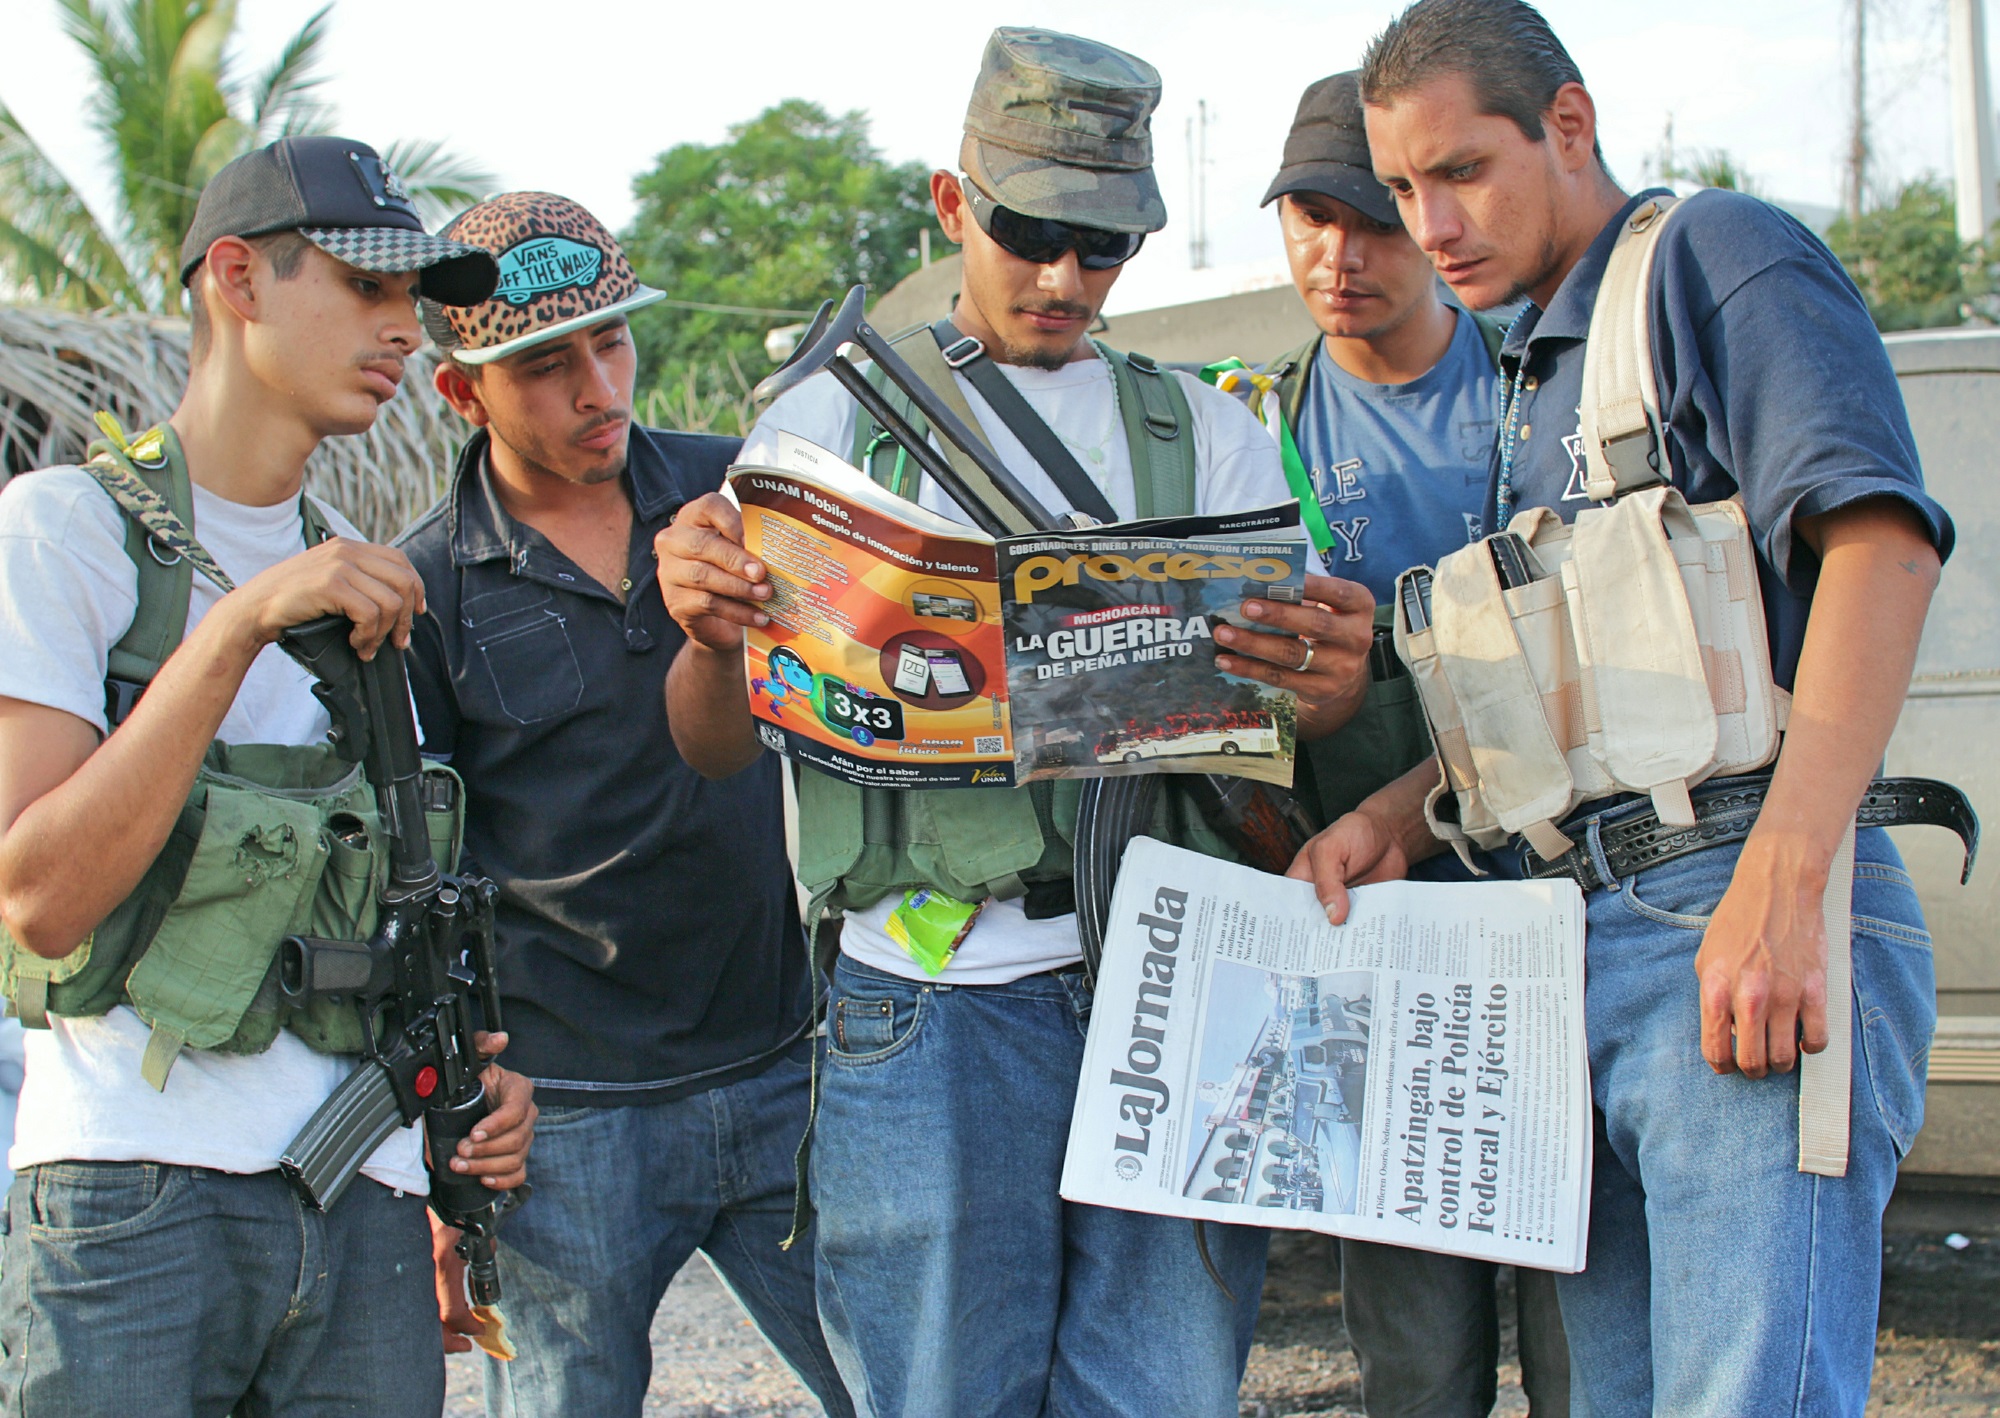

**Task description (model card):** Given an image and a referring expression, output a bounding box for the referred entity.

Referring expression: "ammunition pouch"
[0,741,466,1088]
[1397,490,1786,865]
[795,769,1234,957]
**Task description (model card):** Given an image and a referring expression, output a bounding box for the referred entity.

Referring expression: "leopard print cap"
[421,192,662,363]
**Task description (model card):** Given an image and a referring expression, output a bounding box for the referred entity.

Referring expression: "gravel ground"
[445,1228,2000,1417]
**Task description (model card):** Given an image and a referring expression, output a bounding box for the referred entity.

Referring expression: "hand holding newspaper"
[1061,839,1591,1271]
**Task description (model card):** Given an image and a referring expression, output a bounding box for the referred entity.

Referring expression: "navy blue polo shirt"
[399,426,810,1107]
[1491,187,1954,688]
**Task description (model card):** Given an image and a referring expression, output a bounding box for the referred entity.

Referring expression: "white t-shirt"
[0,466,426,1192]
[741,353,1296,985]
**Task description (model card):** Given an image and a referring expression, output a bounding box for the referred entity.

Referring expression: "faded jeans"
[482,1051,852,1418]
[812,955,1269,1418]
[0,1164,438,1416]
[1528,822,1932,1416]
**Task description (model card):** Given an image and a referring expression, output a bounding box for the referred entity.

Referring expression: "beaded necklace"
[1491,309,1533,529]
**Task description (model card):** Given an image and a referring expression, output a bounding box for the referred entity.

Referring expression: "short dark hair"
[1360,0,1602,163]
[187,229,313,363]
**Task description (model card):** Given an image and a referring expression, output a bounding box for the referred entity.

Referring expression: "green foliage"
[621,100,937,435]
[0,0,493,313]
[1826,177,1991,332]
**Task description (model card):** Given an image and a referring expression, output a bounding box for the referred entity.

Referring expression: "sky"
[0,0,1980,313]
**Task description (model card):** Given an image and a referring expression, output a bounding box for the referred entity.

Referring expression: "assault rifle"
[273,615,523,1309]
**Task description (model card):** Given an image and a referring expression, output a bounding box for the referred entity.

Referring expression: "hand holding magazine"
[727,434,1309,790]
[1061,839,1591,1271]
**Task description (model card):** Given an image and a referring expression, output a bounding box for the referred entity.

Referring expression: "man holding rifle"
[0,137,534,1413]
[659,29,1377,1417]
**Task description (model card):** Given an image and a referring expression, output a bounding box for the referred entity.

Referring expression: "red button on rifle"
[415,1066,439,1098]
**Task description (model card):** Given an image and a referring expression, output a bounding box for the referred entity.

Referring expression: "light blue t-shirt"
[1292,310,1498,601]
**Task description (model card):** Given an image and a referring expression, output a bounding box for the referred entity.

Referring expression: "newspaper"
[1061,838,1590,1271]
[729,434,1307,789]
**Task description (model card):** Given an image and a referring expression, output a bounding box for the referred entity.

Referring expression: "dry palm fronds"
[0,303,462,540]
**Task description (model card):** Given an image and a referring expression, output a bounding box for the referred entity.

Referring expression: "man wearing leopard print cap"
[399,192,850,1418]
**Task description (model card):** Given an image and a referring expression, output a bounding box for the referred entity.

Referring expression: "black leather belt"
[1522,775,1980,892]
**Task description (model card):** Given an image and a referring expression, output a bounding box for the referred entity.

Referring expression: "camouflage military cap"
[420,192,664,366]
[960,27,1167,235]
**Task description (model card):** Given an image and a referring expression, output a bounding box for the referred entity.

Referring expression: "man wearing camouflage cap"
[660,29,1379,1416]
[398,192,849,1418]
[0,135,534,1414]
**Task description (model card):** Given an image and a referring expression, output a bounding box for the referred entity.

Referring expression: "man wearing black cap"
[1234,73,1570,1418]
[0,136,532,1414]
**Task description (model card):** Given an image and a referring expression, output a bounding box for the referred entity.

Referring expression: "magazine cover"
[999,509,1307,786]
[728,436,1308,791]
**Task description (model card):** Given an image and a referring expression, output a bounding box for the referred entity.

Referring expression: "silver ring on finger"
[1296,639,1315,673]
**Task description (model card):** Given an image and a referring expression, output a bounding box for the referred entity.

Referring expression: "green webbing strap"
[14,975,48,1030]
[1109,350,1196,520]
[140,1023,186,1091]
[87,422,205,696]
[782,883,839,1251]
[1200,346,1334,553]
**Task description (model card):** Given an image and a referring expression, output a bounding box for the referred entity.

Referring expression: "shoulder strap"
[83,423,226,725]
[932,319,1118,526]
[1199,343,1333,553]
[1470,310,1507,371]
[850,327,1037,535]
[1578,193,1692,502]
[1106,348,1196,519]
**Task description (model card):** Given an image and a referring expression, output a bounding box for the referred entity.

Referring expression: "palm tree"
[0,0,492,313]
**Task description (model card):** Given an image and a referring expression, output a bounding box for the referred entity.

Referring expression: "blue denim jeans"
[482,1052,852,1418]
[1531,821,1932,1416]
[0,1164,438,1417]
[812,955,1270,1418]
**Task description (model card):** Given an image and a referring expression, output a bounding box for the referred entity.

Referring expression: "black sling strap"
[928,318,1120,526]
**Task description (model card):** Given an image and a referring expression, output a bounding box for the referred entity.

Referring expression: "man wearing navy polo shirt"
[397,193,849,1418]
[1292,2,1953,1412]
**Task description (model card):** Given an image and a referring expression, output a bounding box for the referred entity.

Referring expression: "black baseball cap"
[1260,71,1400,227]
[177,137,499,306]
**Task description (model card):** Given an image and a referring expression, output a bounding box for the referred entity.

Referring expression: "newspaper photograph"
[1061,838,1590,1272]
[728,434,1307,790]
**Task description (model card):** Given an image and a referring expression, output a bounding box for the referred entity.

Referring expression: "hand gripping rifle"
[755,287,1319,983]
[273,615,524,1310]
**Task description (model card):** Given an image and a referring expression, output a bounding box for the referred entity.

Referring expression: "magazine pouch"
[1566,486,1719,827]
[794,767,1060,911]
[124,741,379,1085]
[1425,535,1577,861]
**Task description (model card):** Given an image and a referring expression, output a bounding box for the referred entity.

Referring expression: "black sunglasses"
[959,176,1146,271]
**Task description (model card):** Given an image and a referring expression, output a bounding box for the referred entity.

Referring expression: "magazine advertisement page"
[728,435,1307,790]
[1060,838,1591,1272]
[1000,509,1306,786]
[731,434,1013,789]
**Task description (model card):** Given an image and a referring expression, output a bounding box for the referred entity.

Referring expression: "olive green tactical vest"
[792,335,1233,933]
[0,424,464,1089]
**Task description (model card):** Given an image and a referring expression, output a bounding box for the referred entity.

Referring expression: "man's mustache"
[1014,300,1094,321]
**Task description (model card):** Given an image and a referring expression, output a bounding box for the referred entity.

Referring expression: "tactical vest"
[0,422,464,1089]
[1391,196,1785,864]
[792,332,1233,930]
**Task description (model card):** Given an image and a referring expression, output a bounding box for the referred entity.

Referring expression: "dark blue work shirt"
[399,426,810,1106]
[1492,187,1954,687]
